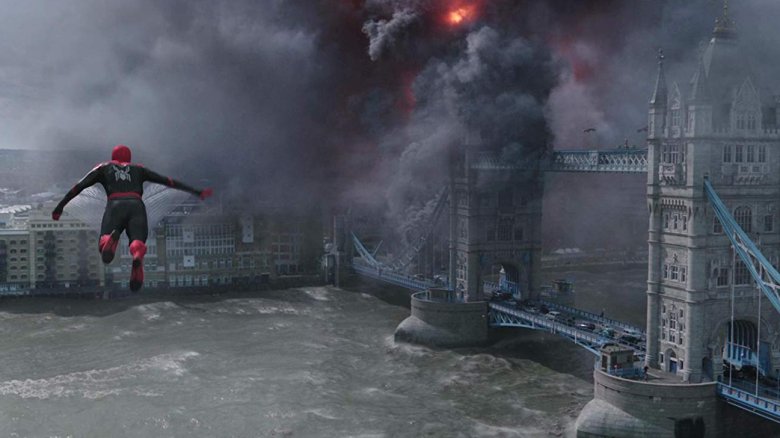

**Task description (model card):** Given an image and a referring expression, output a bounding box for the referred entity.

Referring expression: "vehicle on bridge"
[490,289,513,301]
[599,326,617,338]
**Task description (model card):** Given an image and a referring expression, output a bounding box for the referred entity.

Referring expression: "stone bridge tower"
[449,143,544,302]
[646,7,780,383]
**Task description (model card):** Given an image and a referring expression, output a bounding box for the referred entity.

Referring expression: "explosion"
[445,3,479,27]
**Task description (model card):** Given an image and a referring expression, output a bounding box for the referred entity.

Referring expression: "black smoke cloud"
[382,24,559,234]
[2,0,780,245]
[363,8,421,61]
[359,0,780,248]
[0,1,373,209]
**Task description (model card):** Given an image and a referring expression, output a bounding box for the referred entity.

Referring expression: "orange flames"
[445,2,480,27]
[447,7,472,24]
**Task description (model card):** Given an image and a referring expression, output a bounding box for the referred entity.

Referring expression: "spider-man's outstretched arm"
[52,167,103,220]
[142,168,212,200]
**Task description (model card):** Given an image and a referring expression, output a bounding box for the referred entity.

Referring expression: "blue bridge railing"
[539,300,644,335]
[718,382,780,424]
[352,262,440,291]
[489,302,645,357]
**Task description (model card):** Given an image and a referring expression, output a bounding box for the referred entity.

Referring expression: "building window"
[765,215,774,233]
[713,217,723,234]
[486,226,496,242]
[673,214,679,230]
[662,143,682,164]
[682,215,688,231]
[664,214,670,229]
[670,265,679,281]
[747,145,755,162]
[737,113,745,130]
[735,206,752,232]
[759,145,767,163]
[748,113,756,130]
[723,145,733,162]
[717,268,729,286]
[671,109,681,128]
[735,261,751,285]
[680,267,687,283]
[497,218,513,241]
[663,264,669,279]
[735,145,744,162]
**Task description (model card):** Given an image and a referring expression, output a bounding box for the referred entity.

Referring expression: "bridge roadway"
[352,262,646,356]
[718,380,780,424]
[489,301,646,358]
[537,299,644,335]
[352,262,439,290]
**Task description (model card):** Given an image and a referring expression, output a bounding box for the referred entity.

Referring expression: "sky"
[0,0,779,244]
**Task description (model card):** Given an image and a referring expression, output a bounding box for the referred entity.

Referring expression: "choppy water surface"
[0,267,645,437]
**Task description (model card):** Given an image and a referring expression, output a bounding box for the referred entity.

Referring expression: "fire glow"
[446,5,477,26]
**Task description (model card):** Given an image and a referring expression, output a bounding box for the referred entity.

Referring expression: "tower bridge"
[341,4,780,436]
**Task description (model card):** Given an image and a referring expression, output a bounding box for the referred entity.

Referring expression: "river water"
[0,267,647,438]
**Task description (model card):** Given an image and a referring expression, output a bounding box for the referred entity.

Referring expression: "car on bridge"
[619,334,642,345]
[545,311,562,321]
[622,327,644,339]
[599,326,617,338]
[490,290,513,301]
[576,321,596,331]
[523,303,539,314]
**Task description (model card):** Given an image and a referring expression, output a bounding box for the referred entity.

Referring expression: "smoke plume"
[2,0,780,248]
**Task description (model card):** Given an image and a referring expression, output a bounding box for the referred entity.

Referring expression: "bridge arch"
[705,315,779,381]
[663,349,679,374]
[481,261,524,299]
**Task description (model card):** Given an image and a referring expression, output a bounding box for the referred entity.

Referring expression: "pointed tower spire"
[689,56,711,103]
[650,49,668,108]
[713,0,736,39]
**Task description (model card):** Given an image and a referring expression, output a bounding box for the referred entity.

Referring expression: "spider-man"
[52,145,213,291]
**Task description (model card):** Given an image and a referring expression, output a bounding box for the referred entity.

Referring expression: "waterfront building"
[0,228,31,292]
[27,204,104,289]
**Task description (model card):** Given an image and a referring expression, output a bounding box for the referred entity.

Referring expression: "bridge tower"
[449,140,544,302]
[646,6,780,382]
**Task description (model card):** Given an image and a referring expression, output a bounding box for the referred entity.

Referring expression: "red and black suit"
[52,145,212,291]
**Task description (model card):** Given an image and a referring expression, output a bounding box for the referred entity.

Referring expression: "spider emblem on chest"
[112,165,132,182]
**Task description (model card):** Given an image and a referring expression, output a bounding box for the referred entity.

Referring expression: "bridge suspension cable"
[704,178,780,315]
[387,188,449,272]
[350,231,382,268]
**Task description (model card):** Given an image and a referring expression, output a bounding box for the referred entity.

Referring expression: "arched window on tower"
[737,112,746,130]
[671,109,681,128]
[734,206,752,232]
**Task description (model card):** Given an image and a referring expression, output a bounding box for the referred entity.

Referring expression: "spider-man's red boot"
[129,240,147,292]
[98,229,121,264]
